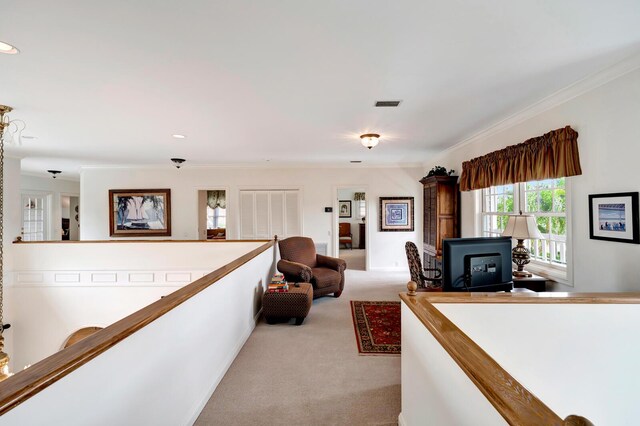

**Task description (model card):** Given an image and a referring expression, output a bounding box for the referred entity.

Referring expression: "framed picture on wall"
[339,200,352,218]
[109,189,172,237]
[379,197,414,232]
[589,192,639,244]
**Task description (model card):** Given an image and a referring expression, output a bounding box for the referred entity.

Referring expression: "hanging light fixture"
[360,133,380,149]
[0,105,18,381]
[171,158,186,169]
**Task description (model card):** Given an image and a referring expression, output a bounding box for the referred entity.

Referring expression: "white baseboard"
[186,315,259,426]
[398,412,407,426]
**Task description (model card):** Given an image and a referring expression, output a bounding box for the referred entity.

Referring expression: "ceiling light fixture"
[47,170,61,179]
[172,134,186,139]
[171,158,186,168]
[360,133,380,149]
[0,41,19,55]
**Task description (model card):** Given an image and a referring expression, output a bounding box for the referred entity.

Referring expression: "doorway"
[60,195,80,241]
[198,190,227,240]
[336,187,367,271]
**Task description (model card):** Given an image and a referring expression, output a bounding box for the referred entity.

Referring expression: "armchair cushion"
[311,267,342,289]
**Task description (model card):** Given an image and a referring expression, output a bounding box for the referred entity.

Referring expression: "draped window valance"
[459,126,582,191]
[353,192,366,201]
[207,190,226,209]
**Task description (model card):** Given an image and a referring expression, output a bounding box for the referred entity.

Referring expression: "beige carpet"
[195,268,409,426]
[338,249,366,271]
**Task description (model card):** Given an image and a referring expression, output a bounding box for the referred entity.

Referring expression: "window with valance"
[465,126,582,284]
[460,126,581,191]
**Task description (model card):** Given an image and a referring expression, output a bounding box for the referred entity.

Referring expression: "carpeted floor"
[338,249,366,271]
[194,268,408,426]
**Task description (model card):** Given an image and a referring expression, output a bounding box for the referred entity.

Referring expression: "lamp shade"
[501,213,543,240]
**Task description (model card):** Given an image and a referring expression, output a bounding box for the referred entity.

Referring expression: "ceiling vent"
[375,100,401,107]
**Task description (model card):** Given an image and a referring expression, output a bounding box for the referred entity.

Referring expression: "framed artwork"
[379,197,414,232]
[589,192,639,244]
[109,189,171,237]
[339,200,352,218]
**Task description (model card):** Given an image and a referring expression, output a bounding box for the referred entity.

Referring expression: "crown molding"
[79,161,424,171]
[431,51,640,163]
[20,171,80,182]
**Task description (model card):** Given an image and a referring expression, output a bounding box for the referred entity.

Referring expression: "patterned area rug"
[350,301,401,355]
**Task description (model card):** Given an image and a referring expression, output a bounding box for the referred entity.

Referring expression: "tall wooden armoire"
[419,175,460,271]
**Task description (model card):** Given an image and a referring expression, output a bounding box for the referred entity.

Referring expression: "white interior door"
[21,193,49,241]
[240,191,255,239]
[239,190,301,240]
[285,190,301,236]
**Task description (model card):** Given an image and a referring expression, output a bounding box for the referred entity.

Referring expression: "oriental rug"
[350,300,401,355]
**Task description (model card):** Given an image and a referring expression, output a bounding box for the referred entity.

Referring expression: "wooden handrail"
[408,291,640,304]
[399,292,639,425]
[0,239,275,415]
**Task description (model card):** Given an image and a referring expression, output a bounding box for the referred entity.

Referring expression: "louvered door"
[239,190,301,240]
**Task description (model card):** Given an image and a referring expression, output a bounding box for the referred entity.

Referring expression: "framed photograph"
[339,200,352,218]
[109,189,172,237]
[589,192,639,244]
[379,197,414,232]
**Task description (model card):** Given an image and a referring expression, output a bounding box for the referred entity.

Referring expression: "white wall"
[20,174,80,241]
[400,302,507,426]
[435,302,640,425]
[337,188,365,248]
[425,67,640,291]
[80,166,423,270]
[1,245,274,426]
[6,241,268,369]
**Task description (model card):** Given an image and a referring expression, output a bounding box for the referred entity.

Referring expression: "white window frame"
[207,206,226,229]
[357,200,366,219]
[476,179,573,286]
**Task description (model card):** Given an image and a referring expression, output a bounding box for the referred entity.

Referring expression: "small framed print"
[379,197,414,232]
[589,192,639,244]
[339,200,352,218]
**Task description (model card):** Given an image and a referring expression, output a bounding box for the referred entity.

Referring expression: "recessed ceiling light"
[0,41,19,55]
[172,134,186,139]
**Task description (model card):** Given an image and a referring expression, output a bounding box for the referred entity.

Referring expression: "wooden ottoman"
[262,283,313,325]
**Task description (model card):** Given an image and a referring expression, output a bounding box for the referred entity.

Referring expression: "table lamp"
[501,211,543,277]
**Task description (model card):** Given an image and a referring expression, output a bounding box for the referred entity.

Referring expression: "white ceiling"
[2,1,640,176]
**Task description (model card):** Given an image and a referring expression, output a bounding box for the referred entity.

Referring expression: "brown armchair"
[277,236,347,298]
